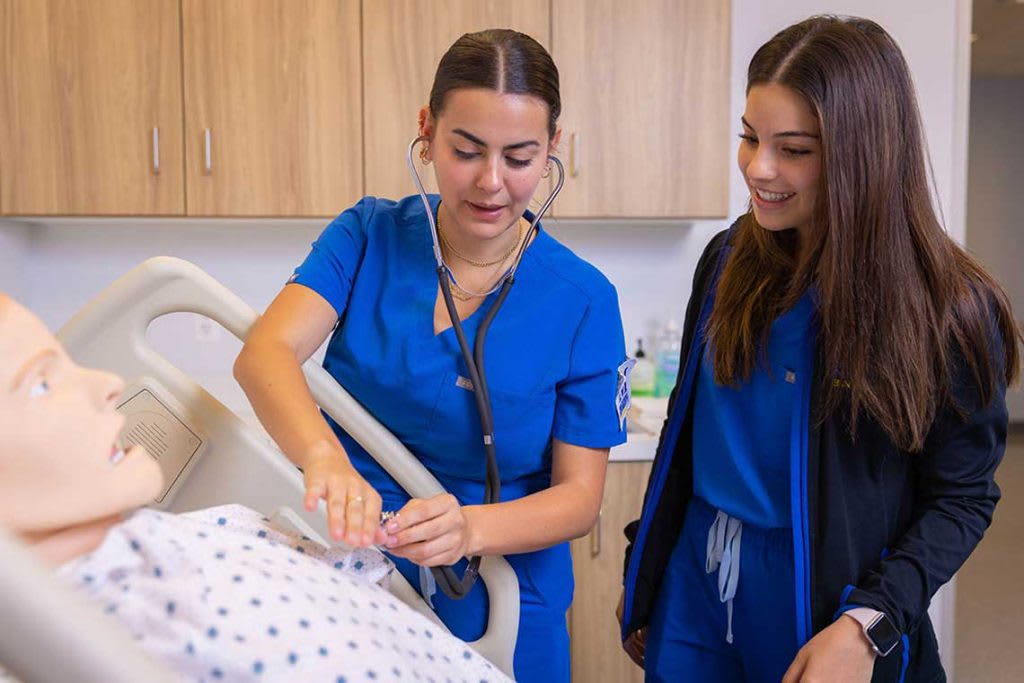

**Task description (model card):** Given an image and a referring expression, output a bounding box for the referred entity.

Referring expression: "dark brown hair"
[707,15,1021,451]
[429,29,560,137]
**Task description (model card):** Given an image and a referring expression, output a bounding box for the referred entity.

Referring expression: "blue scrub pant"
[645,496,798,683]
[391,554,570,682]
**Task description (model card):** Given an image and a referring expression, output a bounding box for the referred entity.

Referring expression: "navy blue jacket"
[622,225,1007,682]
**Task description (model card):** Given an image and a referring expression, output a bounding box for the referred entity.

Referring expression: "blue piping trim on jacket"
[621,234,732,638]
[621,294,712,637]
[899,634,910,683]
[789,325,815,646]
[832,583,859,621]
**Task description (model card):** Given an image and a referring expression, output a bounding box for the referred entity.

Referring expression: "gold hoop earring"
[419,144,431,165]
[541,161,552,179]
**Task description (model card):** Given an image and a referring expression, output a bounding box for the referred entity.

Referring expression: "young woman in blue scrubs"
[235,30,627,680]
[617,16,1020,683]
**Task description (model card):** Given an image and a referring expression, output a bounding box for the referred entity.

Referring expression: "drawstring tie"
[706,510,743,644]
[419,565,437,609]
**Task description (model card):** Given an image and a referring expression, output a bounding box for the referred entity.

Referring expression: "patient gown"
[58,504,509,683]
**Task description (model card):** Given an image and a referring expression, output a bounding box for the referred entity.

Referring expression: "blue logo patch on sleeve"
[616,358,636,431]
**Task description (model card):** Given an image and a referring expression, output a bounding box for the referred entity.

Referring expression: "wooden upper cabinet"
[552,0,731,218]
[0,0,184,215]
[182,0,361,217]
[362,0,550,200]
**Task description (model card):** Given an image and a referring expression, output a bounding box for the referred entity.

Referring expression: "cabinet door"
[570,460,652,683]
[182,0,361,216]
[362,0,550,200]
[0,0,184,215]
[552,0,731,218]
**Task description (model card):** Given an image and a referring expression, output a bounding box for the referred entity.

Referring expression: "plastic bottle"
[654,319,682,397]
[630,338,655,397]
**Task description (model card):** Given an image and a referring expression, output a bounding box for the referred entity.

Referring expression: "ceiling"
[972,0,1024,76]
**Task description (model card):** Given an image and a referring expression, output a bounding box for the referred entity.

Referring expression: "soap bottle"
[654,319,682,397]
[630,338,655,397]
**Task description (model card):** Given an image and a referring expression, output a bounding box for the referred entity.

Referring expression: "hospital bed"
[0,257,519,682]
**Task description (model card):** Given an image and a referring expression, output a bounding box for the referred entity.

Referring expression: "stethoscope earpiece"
[403,135,564,600]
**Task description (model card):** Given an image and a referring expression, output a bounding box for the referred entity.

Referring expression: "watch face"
[867,614,901,656]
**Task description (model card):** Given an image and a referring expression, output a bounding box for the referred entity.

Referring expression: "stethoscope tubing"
[404,135,565,599]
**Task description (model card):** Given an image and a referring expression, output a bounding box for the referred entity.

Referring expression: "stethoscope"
[405,135,565,599]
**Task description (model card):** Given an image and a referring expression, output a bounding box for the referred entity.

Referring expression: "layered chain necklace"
[438,211,526,301]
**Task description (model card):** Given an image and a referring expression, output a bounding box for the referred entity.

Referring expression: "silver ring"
[351,495,364,504]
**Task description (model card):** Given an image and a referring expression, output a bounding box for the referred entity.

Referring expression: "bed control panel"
[117,384,206,504]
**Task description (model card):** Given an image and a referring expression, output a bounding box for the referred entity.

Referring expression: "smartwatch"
[845,607,901,657]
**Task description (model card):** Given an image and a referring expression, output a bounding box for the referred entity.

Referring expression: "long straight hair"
[707,15,1021,451]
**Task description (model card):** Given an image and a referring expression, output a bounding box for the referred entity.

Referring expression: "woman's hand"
[385,493,475,567]
[617,589,647,668]
[782,615,876,683]
[301,443,389,548]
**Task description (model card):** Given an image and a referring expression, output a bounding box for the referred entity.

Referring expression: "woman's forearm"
[234,339,349,470]
[463,477,604,556]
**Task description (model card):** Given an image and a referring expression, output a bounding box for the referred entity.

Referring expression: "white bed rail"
[51,256,518,678]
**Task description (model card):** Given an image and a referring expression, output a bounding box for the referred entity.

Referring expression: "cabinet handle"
[569,131,581,178]
[151,127,160,175]
[590,509,602,557]
[203,128,213,174]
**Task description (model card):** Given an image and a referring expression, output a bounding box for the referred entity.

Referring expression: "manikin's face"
[421,87,558,240]
[0,296,163,534]
[738,83,822,238]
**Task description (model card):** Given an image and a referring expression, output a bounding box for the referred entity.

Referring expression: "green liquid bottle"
[631,338,656,397]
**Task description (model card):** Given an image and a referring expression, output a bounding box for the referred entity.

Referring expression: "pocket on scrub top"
[425,371,556,479]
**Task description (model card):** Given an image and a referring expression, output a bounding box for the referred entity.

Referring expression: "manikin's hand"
[302,443,390,548]
[617,589,647,668]
[385,493,474,567]
[782,615,876,683]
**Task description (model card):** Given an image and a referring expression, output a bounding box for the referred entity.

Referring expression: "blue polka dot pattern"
[61,504,508,682]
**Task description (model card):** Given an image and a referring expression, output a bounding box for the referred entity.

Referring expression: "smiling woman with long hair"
[618,15,1020,683]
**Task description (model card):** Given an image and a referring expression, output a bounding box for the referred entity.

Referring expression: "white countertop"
[609,434,659,462]
[608,396,668,461]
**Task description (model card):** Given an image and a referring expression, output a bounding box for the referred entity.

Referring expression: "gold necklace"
[438,216,528,301]
[448,281,478,302]
[447,256,512,301]
[438,212,524,268]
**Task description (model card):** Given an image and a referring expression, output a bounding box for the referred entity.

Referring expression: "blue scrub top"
[290,194,627,612]
[692,292,816,529]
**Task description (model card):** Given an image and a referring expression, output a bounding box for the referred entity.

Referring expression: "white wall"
[0,220,31,300]
[19,219,326,412]
[965,77,1024,422]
